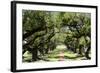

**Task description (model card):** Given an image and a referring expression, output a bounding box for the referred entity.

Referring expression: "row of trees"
[22,10,91,62]
[62,13,91,59]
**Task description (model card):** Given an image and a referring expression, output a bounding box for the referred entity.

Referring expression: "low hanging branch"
[23,25,46,40]
[23,30,46,49]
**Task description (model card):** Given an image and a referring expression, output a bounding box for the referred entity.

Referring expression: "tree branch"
[23,25,46,40]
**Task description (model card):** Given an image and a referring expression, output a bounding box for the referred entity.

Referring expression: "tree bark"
[78,45,83,55]
[23,30,46,49]
[23,26,46,40]
[32,48,38,61]
[85,46,91,59]
[45,48,49,54]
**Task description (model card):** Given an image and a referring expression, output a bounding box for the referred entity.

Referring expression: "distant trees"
[22,10,91,61]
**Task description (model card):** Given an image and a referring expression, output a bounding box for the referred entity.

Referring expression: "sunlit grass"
[23,46,90,62]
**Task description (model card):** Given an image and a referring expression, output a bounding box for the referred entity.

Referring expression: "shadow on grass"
[64,55,84,59]
[47,55,84,60]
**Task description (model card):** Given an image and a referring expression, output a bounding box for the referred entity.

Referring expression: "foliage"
[22,10,91,62]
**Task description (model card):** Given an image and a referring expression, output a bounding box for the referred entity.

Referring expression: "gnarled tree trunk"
[32,48,38,61]
[85,46,91,59]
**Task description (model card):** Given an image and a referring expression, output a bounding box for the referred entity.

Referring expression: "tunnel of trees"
[22,10,91,62]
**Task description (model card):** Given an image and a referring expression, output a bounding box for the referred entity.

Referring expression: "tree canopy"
[22,10,91,62]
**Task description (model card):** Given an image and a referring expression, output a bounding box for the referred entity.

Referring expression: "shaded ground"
[23,44,88,63]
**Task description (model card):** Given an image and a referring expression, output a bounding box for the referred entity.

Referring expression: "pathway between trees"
[23,44,86,63]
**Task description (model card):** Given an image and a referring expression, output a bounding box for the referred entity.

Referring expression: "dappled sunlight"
[22,10,91,63]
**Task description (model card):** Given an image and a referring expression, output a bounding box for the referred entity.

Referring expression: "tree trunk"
[78,45,83,55]
[32,48,38,61]
[45,48,49,54]
[85,46,91,59]
[74,48,77,53]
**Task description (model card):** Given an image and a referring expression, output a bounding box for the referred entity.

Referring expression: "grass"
[23,45,89,62]
[45,50,84,61]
